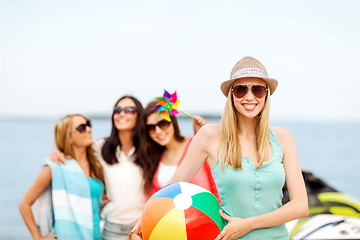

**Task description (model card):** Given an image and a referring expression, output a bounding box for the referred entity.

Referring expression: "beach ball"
[142,182,223,240]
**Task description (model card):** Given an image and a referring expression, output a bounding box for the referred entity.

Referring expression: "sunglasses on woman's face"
[75,120,91,133]
[146,119,171,134]
[113,106,137,115]
[232,85,268,99]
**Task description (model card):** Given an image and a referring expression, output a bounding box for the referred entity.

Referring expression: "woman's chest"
[215,159,286,193]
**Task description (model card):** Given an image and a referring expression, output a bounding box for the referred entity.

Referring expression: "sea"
[1,116,359,240]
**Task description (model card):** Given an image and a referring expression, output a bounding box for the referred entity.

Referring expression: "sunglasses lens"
[252,85,267,98]
[76,124,86,133]
[114,106,137,115]
[124,107,137,114]
[158,120,171,129]
[113,106,122,114]
[232,85,248,98]
[146,120,171,134]
[75,120,91,133]
[146,125,156,134]
[232,85,267,98]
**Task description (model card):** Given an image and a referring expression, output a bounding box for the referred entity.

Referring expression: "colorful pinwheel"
[154,90,193,122]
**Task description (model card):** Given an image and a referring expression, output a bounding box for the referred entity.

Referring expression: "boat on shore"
[284,171,360,239]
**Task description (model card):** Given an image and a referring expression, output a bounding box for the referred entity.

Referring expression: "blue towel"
[49,159,94,240]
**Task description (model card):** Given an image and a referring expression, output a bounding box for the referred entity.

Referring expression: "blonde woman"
[19,114,104,240]
[130,56,308,240]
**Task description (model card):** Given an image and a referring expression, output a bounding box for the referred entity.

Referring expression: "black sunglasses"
[146,119,171,134]
[232,85,268,99]
[75,120,91,133]
[113,106,137,115]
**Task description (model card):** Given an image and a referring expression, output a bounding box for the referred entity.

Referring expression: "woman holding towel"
[19,114,104,240]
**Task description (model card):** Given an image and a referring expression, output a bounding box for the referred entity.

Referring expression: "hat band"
[231,68,268,80]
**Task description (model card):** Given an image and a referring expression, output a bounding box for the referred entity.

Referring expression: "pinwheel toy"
[154,90,193,122]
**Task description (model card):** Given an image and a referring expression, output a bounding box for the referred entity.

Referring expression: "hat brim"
[221,77,278,97]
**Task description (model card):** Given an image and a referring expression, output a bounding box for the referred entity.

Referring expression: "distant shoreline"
[0,113,222,121]
[1,114,359,124]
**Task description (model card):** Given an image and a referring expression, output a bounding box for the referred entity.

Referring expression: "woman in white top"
[96,96,148,240]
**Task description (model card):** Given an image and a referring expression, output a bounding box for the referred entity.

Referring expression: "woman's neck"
[73,147,88,162]
[162,137,187,165]
[72,147,90,177]
[237,115,257,138]
[118,130,134,155]
[165,136,185,151]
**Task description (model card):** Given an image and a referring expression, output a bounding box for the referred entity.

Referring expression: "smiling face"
[146,112,174,146]
[113,97,138,131]
[231,77,268,119]
[70,115,93,148]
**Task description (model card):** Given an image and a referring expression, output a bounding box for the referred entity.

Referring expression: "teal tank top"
[88,177,104,240]
[211,129,289,240]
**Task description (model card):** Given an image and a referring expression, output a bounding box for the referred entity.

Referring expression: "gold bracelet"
[128,229,142,240]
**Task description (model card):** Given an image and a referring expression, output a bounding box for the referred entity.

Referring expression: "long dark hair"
[101,96,143,165]
[138,101,185,192]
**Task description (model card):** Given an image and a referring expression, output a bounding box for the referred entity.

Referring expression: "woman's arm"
[169,124,217,184]
[48,149,66,165]
[249,127,308,226]
[192,115,207,134]
[19,166,56,240]
[215,127,308,240]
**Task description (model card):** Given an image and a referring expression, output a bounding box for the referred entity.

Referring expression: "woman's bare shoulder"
[197,123,220,138]
[271,126,292,138]
[271,126,295,149]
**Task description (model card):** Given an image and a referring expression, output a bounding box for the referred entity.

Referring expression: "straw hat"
[220,56,278,97]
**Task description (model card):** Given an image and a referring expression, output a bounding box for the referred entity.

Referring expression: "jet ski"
[283,171,360,239]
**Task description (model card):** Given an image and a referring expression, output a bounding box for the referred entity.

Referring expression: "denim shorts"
[102,222,133,240]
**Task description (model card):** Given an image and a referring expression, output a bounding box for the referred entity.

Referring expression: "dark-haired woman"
[94,96,148,240]
[129,101,220,239]
[138,101,219,198]
[19,114,104,240]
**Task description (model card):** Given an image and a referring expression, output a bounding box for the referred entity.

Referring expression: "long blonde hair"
[55,114,104,184]
[218,88,271,170]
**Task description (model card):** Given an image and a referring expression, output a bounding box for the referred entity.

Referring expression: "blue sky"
[1,0,359,120]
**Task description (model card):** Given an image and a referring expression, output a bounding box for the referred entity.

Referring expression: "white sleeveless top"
[93,139,146,226]
[157,162,177,187]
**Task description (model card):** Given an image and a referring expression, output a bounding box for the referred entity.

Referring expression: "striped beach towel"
[49,159,94,240]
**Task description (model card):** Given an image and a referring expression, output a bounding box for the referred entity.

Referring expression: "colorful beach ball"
[142,182,223,240]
